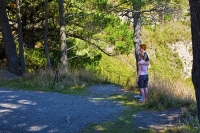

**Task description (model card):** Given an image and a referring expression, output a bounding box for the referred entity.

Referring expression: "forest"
[1,0,200,132]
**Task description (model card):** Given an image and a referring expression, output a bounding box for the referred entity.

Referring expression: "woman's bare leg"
[144,87,148,101]
[140,88,145,102]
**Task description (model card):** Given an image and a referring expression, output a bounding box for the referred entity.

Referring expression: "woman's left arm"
[138,61,149,65]
[137,63,141,81]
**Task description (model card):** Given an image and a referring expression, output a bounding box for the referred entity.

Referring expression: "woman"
[137,52,149,103]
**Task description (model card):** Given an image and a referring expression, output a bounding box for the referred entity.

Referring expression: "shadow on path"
[133,108,188,132]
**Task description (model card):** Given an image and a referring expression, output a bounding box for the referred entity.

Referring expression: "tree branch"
[68,33,116,56]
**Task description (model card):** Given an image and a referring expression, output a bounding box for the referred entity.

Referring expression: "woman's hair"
[139,52,146,60]
[140,44,147,50]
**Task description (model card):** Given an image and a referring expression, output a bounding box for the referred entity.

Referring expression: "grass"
[147,75,195,110]
[143,21,191,45]
[0,69,97,95]
[93,54,137,90]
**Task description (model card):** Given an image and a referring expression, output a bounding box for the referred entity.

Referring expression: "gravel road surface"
[0,84,126,133]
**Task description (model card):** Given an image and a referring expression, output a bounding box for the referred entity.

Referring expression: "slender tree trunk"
[132,1,142,72]
[189,0,200,123]
[44,0,51,70]
[16,0,26,75]
[58,0,67,73]
[0,0,20,76]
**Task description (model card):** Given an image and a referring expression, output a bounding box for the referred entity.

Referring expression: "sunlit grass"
[0,68,102,94]
[147,75,195,110]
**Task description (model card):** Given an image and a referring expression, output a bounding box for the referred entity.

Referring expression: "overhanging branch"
[68,33,116,56]
[120,3,175,19]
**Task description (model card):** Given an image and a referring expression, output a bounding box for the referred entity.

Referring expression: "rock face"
[169,41,193,78]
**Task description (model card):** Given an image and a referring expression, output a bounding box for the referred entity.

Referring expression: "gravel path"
[133,108,186,132]
[0,84,126,133]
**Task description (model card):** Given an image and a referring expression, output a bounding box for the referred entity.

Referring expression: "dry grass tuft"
[20,68,102,91]
[147,75,195,110]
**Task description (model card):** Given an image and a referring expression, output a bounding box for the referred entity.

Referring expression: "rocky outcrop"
[168,41,192,78]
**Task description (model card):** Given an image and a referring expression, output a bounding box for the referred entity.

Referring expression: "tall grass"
[147,75,195,109]
[0,68,104,94]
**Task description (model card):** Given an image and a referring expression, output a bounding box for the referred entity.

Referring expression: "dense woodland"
[2,0,200,126]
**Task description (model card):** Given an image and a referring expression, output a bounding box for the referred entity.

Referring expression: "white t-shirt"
[138,60,148,75]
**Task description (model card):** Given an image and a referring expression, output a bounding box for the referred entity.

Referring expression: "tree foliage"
[0,0,134,71]
[0,0,188,72]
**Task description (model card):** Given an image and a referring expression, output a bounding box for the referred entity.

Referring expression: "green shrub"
[91,54,136,89]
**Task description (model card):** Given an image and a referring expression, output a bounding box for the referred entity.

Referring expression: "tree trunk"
[189,0,200,123]
[132,2,142,72]
[44,0,51,70]
[16,0,26,75]
[0,0,20,76]
[58,0,67,73]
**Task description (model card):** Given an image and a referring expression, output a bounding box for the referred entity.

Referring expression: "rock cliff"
[169,41,192,78]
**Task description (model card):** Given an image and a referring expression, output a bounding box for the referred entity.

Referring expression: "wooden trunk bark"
[58,0,67,73]
[133,2,142,73]
[0,0,20,76]
[133,9,142,63]
[189,0,200,123]
[44,0,51,70]
[16,0,26,75]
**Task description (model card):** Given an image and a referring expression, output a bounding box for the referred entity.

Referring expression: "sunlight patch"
[0,90,13,93]
[27,125,48,131]
[18,100,36,105]
[95,125,105,131]
[8,95,18,98]
[0,103,22,109]
[0,109,13,113]
[0,109,13,117]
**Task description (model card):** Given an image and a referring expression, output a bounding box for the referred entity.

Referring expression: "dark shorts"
[138,74,149,88]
